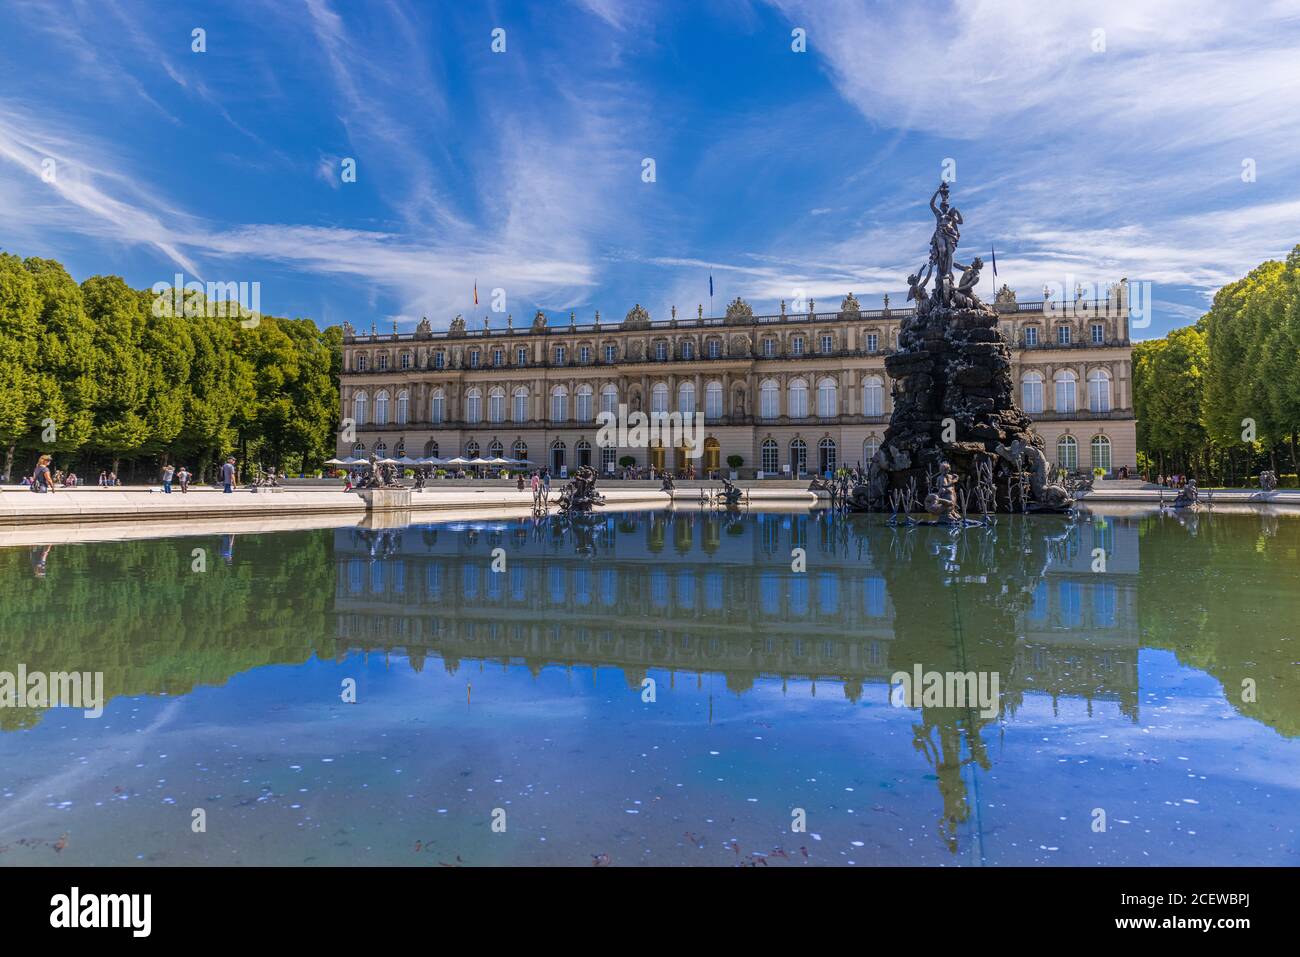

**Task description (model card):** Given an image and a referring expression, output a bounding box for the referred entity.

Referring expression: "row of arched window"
[347,432,1115,474]
[1022,369,1112,415]
[350,369,1113,426]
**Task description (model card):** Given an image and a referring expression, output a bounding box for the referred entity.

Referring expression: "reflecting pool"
[1,507,1297,866]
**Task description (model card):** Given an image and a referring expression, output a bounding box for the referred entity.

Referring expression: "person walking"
[177,465,191,493]
[222,457,236,493]
[162,463,175,493]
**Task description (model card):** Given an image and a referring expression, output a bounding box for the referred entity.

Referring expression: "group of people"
[20,455,241,493]
[1153,472,1193,489]
[522,469,553,506]
[22,456,82,490]
[158,464,195,493]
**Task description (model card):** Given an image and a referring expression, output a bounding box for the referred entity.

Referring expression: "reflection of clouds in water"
[0,698,183,839]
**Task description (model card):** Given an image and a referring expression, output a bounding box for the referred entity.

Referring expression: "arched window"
[788,379,809,418]
[862,375,883,416]
[576,438,592,468]
[513,387,529,423]
[512,440,528,461]
[424,440,439,458]
[374,441,387,455]
[488,387,505,423]
[465,388,482,424]
[550,385,568,422]
[600,384,619,415]
[761,438,779,473]
[576,384,594,422]
[465,440,480,458]
[550,439,566,473]
[817,377,838,418]
[705,381,723,420]
[818,437,837,474]
[651,382,669,415]
[1054,370,1077,414]
[1088,369,1111,413]
[1057,435,1078,470]
[864,437,880,464]
[374,390,389,426]
[790,438,807,475]
[760,379,779,420]
[352,441,366,456]
[1022,372,1044,414]
[488,439,504,458]
[396,390,409,425]
[352,391,368,426]
[1091,434,1112,471]
[678,381,696,416]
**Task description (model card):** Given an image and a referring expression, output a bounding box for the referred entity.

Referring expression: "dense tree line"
[1135,245,1300,485]
[0,253,340,483]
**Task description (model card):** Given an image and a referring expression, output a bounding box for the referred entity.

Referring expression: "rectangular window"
[378,354,389,371]
[820,334,834,354]
[866,333,878,353]
[604,344,617,363]
[492,349,504,367]
[762,338,776,357]
[1057,325,1072,345]
[707,340,721,359]
[1024,327,1039,347]
[791,336,805,356]
[517,348,527,366]
[433,351,445,369]
[356,354,367,371]
[579,346,591,363]
[602,446,617,474]
[655,342,668,361]
[400,353,411,369]
[469,350,480,368]
[554,346,566,365]
[1091,323,1104,344]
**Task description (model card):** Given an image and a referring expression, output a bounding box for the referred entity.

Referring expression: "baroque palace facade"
[339,284,1137,478]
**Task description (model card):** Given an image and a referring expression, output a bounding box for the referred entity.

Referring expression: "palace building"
[338,284,1137,477]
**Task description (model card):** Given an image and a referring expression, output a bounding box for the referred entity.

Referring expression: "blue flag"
[709,274,714,297]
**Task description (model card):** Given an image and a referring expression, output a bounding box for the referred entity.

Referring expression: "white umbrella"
[487,457,511,466]
[418,456,446,466]
[445,456,471,466]
[468,457,491,466]
[324,457,349,465]
[396,456,422,467]
[375,457,402,466]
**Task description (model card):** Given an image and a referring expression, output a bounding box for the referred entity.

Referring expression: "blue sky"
[2,0,1299,340]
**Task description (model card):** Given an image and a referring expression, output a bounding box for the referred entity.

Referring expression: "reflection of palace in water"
[331,511,1140,717]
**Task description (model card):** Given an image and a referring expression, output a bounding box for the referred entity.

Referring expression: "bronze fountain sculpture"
[848,182,1072,518]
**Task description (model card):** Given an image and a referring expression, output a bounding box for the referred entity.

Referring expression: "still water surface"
[1,507,1297,866]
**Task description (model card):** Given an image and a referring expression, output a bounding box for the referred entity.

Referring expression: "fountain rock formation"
[850,183,1071,516]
